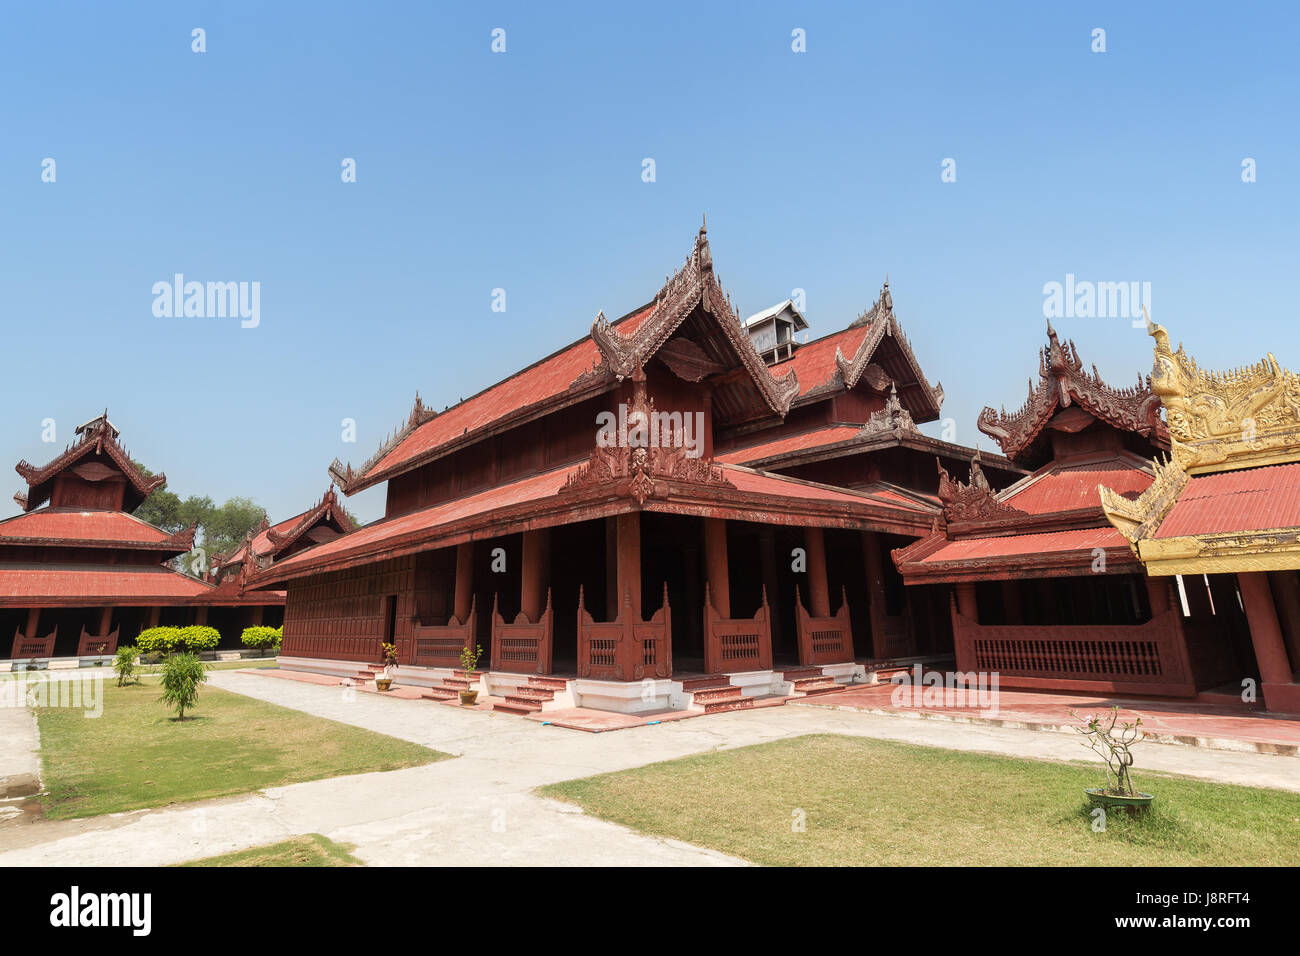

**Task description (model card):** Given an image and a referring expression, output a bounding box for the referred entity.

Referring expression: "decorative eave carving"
[977,321,1165,462]
[560,369,735,505]
[164,521,200,553]
[860,382,918,436]
[837,279,944,415]
[265,485,354,554]
[588,219,800,416]
[936,453,1025,524]
[1099,455,1187,547]
[330,392,437,493]
[1149,321,1300,474]
[13,411,166,512]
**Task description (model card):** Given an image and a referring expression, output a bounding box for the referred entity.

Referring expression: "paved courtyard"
[2,669,1298,867]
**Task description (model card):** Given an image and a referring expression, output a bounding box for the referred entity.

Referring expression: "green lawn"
[176,833,361,867]
[37,679,447,819]
[540,734,1300,866]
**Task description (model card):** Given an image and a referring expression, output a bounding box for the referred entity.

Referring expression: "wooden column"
[1238,571,1295,686]
[759,529,780,648]
[250,605,263,627]
[147,606,161,628]
[955,583,978,622]
[1000,581,1023,624]
[25,607,41,636]
[521,529,550,621]
[704,518,729,617]
[1268,571,1300,668]
[617,512,641,617]
[1145,576,1171,616]
[98,607,114,633]
[861,531,887,658]
[605,516,619,620]
[804,527,831,617]
[454,542,474,621]
[194,606,208,626]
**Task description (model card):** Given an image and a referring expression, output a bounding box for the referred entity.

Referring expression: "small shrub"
[136,626,181,656]
[240,626,282,656]
[113,646,141,686]
[159,652,208,720]
[177,625,220,653]
[458,643,483,676]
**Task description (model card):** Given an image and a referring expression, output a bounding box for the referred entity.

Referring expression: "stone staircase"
[493,676,569,716]
[781,666,841,697]
[419,669,479,702]
[346,664,383,687]
[680,675,755,714]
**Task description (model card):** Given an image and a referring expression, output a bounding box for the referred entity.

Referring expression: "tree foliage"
[159,652,208,720]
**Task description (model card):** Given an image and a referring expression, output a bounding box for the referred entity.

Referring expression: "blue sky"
[2,1,1297,525]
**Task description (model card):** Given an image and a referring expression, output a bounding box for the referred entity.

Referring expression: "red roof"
[717,425,863,464]
[918,526,1132,563]
[362,307,655,481]
[0,565,213,603]
[0,508,176,547]
[1002,457,1152,515]
[1156,462,1300,538]
[262,458,934,584]
[769,328,868,396]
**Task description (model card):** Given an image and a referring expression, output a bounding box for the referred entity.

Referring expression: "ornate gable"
[329,393,437,492]
[14,412,166,512]
[835,280,944,416]
[1149,321,1300,474]
[589,219,800,416]
[977,322,1165,463]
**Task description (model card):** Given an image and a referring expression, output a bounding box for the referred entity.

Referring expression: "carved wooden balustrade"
[491,590,553,675]
[950,593,1195,695]
[795,586,854,666]
[406,598,476,669]
[577,584,672,681]
[10,628,56,660]
[703,583,773,674]
[873,615,914,660]
[77,626,119,657]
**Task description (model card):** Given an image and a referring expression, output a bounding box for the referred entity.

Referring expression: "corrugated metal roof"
[1004,459,1152,515]
[716,425,864,464]
[1156,462,1300,538]
[0,508,172,545]
[919,526,1130,563]
[0,565,212,600]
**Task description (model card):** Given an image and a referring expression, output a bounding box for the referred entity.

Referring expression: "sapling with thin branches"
[1070,706,1145,796]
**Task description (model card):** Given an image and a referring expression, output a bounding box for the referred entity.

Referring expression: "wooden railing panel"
[795,586,854,666]
[77,626,119,657]
[409,599,476,669]
[491,590,553,675]
[10,628,56,660]
[703,583,773,674]
[950,593,1194,691]
[578,584,672,681]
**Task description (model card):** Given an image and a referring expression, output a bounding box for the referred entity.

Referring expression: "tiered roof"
[14,412,165,512]
[895,326,1166,583]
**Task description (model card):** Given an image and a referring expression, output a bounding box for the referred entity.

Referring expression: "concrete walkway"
[0,700,41,800]
[3,669,1298,867]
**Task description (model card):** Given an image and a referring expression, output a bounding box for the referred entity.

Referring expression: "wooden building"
[892,323,1232,699]
[252,223,1015,713]
[1,413,283,661]
[1100,323,1300,713]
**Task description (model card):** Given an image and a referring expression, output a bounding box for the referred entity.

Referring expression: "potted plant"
[376,642,398,691]
[1070,706,1153,811]
[458,643,484,705]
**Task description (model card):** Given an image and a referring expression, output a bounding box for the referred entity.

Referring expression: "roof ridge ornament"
[977,321,1165,463]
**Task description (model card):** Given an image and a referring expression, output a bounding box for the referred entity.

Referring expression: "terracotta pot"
[1085,788,1153,810]
[459,689,479,706]
[375,678,393,692]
